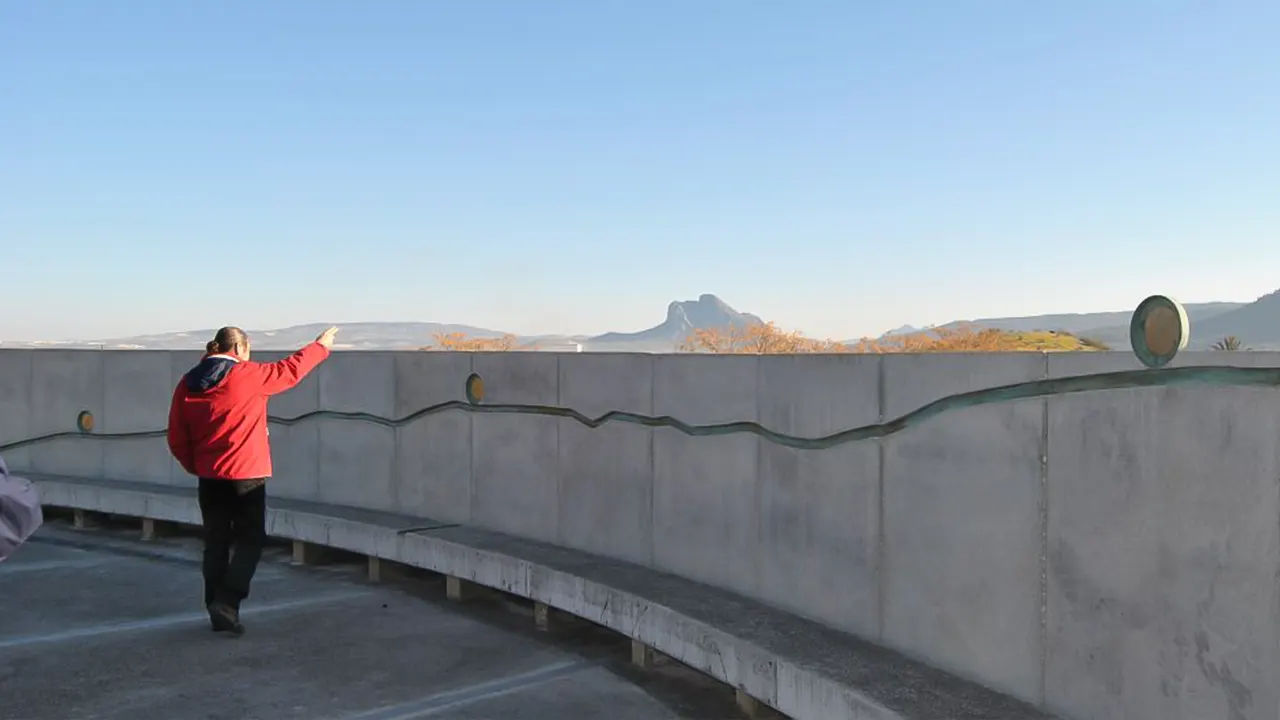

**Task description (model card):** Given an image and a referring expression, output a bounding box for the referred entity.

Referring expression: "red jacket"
[167,343,330,480]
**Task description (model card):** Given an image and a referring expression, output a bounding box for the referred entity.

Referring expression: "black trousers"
[197,478,267,609]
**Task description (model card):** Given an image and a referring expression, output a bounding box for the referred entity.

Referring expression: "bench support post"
[735,689,774,719]
[534,602,554,632]
[73,509,96,530]
[630,639,656,669]
[446,576,476,602]
[141,518,166,541]
[292,540,324,565]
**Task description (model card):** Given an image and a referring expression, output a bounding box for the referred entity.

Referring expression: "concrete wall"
[0,347,1275,720]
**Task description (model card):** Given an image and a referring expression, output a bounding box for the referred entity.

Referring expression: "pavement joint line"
[0,590,375,651]
[28,534,298,574]
[0,557,130,575]
[20,537,94,554]
[29,534,207,567]
[342,660,590,720]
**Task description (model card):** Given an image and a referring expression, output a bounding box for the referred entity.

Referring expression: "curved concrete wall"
[0,348,1276,720]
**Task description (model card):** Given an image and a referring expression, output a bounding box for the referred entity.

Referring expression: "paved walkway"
[0,519,740,720]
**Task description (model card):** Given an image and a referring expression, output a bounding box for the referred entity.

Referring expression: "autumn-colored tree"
[421,332,532,351]
[679,322,850,354]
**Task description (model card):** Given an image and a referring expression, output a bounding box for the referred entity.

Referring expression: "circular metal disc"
[76,410,95,433]
[1130,295,1189,368]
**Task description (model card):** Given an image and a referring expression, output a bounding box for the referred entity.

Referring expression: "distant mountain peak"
[697,292,733,309]
[591,294,763,348]
[665,293,745,324]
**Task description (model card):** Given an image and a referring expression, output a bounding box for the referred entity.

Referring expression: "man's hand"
[315,326,339,349]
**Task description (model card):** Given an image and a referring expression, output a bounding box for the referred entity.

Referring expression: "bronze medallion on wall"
[465,373,485,405]
[1129,295,1189,368]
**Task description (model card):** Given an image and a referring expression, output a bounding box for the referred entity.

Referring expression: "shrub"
[421,332,529,351]
[682,323,1101,354]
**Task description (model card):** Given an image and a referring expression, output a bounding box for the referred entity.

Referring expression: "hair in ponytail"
[206,326,248,356]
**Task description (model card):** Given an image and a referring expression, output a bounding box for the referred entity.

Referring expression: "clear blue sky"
[3,1,1278,341]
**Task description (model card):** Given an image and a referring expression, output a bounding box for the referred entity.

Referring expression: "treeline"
[420,324,1110,353]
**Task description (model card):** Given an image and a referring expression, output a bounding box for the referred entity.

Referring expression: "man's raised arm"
[243,327,338,397]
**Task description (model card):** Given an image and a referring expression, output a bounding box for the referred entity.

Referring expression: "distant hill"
[941,302,1243,336]
[4,294,766,352]
[6,322,586,352]
[869,302,1239,350]
[1186,289,1280,349]
[587,294,764,351]
[842,302,1245,350]
[91,322,518,351]
[869,328,1107,353]
[6,293,1270,353]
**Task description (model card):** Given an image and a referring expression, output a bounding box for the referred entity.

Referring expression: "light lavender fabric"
[0,455,42,562]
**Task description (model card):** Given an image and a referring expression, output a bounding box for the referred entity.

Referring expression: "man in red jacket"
[168,325,338,636]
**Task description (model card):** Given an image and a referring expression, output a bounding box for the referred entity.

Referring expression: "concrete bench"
[30,474,1058,720]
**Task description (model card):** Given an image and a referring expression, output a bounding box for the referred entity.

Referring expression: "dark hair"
[206,326,248,355]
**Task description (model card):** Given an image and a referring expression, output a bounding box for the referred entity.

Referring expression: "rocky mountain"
[587,294,763,351]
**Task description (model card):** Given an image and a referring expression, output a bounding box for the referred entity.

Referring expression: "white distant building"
[528,340,584,352]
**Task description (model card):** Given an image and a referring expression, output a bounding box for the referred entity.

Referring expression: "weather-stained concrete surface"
[0,518,741,720]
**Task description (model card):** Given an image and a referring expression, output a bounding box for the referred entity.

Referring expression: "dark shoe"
[207,601,244,637]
